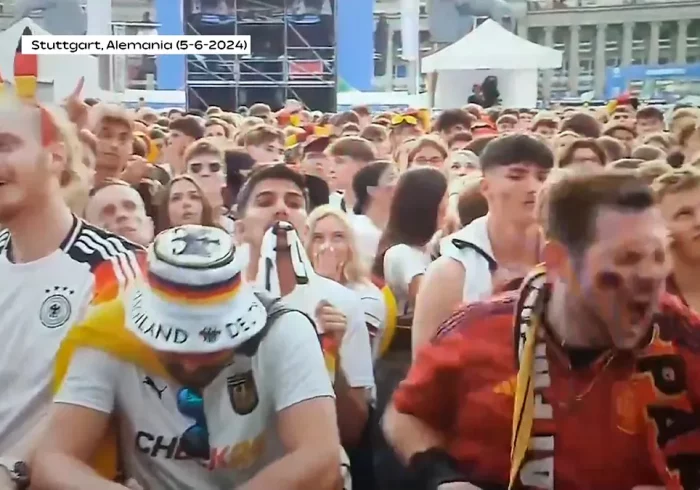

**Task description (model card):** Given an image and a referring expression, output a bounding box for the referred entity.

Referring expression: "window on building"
[579,59,593,75]
[605,40,619,52]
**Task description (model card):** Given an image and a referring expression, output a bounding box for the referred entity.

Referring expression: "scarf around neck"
[510,266,693,490]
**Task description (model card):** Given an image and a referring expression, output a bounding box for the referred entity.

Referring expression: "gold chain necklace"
[556,351,616,411]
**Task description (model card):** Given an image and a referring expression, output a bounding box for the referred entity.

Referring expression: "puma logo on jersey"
[144,376,166,399]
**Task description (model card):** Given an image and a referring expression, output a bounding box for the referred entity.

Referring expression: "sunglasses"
[176,388,210,459]
[188,162,222,174]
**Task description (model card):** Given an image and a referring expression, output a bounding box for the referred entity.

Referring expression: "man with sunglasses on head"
[32,225,342,490]
[184,140,235,234]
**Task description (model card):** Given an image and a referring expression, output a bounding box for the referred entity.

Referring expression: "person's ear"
[543,239,580,294]
[46,140,68,181]
[479,174,490,200]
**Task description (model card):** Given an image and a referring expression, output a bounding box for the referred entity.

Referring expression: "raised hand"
[120,155,150,185]
[63,76,89,128]
[314,244,344,283]
[315,300,347,343]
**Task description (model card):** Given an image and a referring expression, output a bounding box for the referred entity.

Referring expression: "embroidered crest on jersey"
[227,370,259,415]
[39,286,74,329]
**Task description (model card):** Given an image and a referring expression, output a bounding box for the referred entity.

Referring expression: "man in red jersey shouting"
[383,171,700,490]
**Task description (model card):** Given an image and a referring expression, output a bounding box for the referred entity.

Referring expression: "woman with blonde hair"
[443,150,480,180]
[49,105,93,216]
[305,205,387,359]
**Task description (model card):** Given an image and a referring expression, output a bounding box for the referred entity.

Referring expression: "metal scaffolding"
[185,0,336,110]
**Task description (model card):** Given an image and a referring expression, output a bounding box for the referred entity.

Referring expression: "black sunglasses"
[188,162,222,174]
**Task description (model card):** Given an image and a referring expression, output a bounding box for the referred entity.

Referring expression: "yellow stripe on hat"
[14,75,37,100]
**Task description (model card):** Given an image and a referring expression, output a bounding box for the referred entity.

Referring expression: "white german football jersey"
[55,310,334,490]
[0,216,143,453]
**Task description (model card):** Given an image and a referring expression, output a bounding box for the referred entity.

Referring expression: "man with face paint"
[412,134,552,356]
[33,225,342,490]
[383,172,700,490]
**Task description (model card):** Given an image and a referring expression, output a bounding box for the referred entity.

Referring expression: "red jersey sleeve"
[392,329,468,433]
[648,295,700,489]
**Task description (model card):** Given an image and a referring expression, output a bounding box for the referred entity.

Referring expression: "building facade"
[0,0,158,89]
[375,0,700,102]
[524,0,700,101]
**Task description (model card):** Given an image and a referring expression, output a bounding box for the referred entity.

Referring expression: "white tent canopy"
[422,19,562,72]
[423,19,562,108]
[0,17,99,102]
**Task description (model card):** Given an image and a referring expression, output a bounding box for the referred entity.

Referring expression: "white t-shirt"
[55,311,334,490]
[348,281,386,361]
[0,217,143,453]
[220,215,236,236]
[348,215,382,271]
[282,276,375,393]
[329,191,354,215]
[383,244,431,316]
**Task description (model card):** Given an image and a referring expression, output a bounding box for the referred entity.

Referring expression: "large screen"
[184,0,337,111]
[187,0,332,16]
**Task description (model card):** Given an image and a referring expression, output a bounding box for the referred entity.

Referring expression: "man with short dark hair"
[413,134,553,353]
[165,116,204,175]
[433,109,473,140]
[385,171,700,489]
[236,164,375,455]
[636,106,665,136]
[325,136,376,213]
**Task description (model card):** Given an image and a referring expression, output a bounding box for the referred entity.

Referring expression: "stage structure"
[184,0,336,112]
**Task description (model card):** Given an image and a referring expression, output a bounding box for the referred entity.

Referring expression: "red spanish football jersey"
[393,291,700,489]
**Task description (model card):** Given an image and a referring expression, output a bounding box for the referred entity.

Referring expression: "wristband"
[408,448,467,490]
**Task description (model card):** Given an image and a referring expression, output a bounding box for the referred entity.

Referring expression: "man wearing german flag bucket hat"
[32,225,344,489]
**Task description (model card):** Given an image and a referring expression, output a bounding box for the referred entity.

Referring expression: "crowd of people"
[2,67,700,490]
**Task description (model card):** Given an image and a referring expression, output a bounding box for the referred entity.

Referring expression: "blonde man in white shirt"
[0,94,142,488]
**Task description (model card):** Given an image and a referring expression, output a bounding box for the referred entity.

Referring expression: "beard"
[164,362,225,389]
